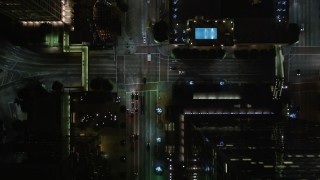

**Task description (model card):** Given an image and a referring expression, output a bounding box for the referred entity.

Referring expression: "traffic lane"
[132,90,157,180]
[144,90,158,180]
[145,54,160,82]
[168,58,274,83]
[289,82,320,92]
[1,53,115,75]
[289,0,319,46]
[144,90,152,180]
[289,82,320,121]
[134,91,141,178]
[1,46,84,64]
[1,41,114,66]
[13,62,81,72]
[0,56,19,68]
[124,54,146,85]
[127,91,139,178]
[130,90,153,180]
[287,55,320,83]
[126,0,143,43]
[290,47,320,55]
[139,90,148,180]
[0,53,82,73]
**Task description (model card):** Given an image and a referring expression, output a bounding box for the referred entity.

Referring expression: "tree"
[12,120,28,132]
[90,78,113,92]
[93,2,122,42]
[116,0,128,12]
[119,105,126,113]
[153,21,169,42]
[52,81,64,94]
[17,79,49,112]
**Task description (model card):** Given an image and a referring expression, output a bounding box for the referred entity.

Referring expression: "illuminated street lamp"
[156,137,162,143]
[154,165,164,175]
[156,107,163,115]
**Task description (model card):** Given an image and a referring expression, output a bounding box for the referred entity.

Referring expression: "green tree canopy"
[153,20,169,42]
[287,23,300,45]
[52,80,64,94]
[90,77,113,92]
[116,0,128,12]
[17,79,49,112]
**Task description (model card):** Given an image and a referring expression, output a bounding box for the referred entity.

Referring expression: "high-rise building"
[0,0,62,21]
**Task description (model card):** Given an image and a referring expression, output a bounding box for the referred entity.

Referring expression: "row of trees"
[15,77,113,113]
[12,78,114,140]
[234,48,276,59]
[171,47,277,60]
[152,21,301,45]
[172,48,226,59]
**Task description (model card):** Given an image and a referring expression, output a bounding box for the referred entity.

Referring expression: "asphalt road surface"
[285,0,320,121]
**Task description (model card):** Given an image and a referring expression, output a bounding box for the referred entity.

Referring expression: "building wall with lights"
[169,0,290,45]
[186,17,235,46]
[0,0,62,21]
[170,83,283,179]
[0,0,68,46]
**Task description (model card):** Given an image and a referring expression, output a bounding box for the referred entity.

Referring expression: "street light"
[156,107,163,115]
[156,137,162,143]
[154,165,164,175]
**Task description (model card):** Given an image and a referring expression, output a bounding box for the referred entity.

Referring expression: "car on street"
[169,66,177,70]
[120,140,126,146]
[146,142,150,151]
[147,53,151,63]
[300,24,304,32]
[130,133,139,141]
[133,171,139,178]
[142,33,147,44]
[296,69,301,76]
[134,92,139,100]
[179,70,185,75]
[120,155,126,162]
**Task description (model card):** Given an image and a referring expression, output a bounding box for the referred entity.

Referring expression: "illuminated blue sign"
[195,28,217,40]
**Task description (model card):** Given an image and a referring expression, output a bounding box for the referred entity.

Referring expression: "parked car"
[146,142,150,151]
[134,92,139,100]
[169,66,177,70]
[120,155,126,162]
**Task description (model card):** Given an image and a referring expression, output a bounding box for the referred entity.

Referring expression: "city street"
[285,0,320,121]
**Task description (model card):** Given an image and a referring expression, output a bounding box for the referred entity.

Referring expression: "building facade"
[0,0,62,21]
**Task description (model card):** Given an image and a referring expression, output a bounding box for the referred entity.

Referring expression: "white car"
[300,24,304,32]
[178,70,185,75]
[147,53,151,63]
